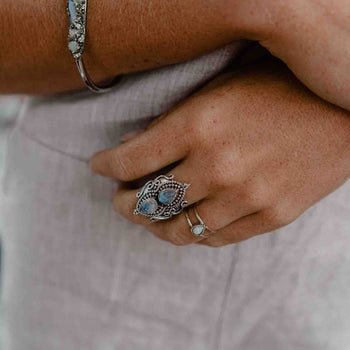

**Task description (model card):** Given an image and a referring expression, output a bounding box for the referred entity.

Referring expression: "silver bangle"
[67,0,121,93]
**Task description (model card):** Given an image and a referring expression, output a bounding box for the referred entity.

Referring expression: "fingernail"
[120,129,144,143]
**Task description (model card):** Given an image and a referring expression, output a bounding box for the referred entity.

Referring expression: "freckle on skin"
[187,126,195,134]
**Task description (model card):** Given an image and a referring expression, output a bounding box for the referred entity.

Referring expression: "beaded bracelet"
[67,0,120,93]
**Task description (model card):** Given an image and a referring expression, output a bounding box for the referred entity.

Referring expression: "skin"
[0,0,350,111]
[90,60,350,247]
[0,0,267,93]
[2,2,349,247]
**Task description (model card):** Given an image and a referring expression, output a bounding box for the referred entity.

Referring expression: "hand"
[90,60,350,247]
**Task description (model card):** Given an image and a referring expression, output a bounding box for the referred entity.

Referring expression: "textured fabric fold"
[1,42,350,350]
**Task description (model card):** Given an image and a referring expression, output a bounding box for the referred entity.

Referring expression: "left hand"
[90,61,350,247]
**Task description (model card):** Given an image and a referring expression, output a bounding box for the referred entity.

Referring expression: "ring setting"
[191,224,207,237]
[134,175,190,222]
[185,206,216,238]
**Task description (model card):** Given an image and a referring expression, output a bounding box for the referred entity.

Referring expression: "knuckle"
[209,158,240,188]
[239,179,271,210]
[207,152,245,189]
[211,168,233,188]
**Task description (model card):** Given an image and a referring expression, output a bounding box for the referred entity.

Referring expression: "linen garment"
[1,42,350,350]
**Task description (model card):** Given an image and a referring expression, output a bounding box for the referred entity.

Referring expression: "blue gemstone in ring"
[68,0,77,24]
[158,189,177,205]
[134,174,190,221]
[191,225,206,236]
[139,198,158,215]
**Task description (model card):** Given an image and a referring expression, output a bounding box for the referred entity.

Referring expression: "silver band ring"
[134,175,190,222]
[185,205,216,238]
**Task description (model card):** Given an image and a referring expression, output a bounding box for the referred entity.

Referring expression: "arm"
[0,0,268,94]
[2,1,350,111]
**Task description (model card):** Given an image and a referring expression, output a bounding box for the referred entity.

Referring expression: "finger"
[120,129,145,143]
[90,111,191,180]
[147,208,206,246]
[113,160,208,225]
[193,191,264,232]
[196,211,273,248]
[147,194,258,246]
[119,114,168,143]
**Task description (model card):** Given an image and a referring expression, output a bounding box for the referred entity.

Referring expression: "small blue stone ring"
[185,205,216,238]
[134,175,190,222]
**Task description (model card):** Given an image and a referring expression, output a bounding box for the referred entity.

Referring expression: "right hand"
[90,60,350,247]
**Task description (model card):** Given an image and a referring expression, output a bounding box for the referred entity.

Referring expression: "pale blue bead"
[191,225,206,236]
[68,0,77,24]
[69,28,80,38]
[68,41,79,53]
[158,189,177,205]
[140,198,158,215]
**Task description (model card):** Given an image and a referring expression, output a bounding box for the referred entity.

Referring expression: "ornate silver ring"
[185,205,216,238]
[134,175,190,222]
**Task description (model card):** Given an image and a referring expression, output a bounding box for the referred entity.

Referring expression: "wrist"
[0,0,280,94]
[0,0,84,94]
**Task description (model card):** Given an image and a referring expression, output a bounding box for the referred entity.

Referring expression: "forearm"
[0,0,269,94]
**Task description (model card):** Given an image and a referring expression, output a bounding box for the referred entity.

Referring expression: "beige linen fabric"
[1,43,350,350]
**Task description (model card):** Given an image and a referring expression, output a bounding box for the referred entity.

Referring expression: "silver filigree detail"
[134,175,190,222]
[67,0,87,59]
